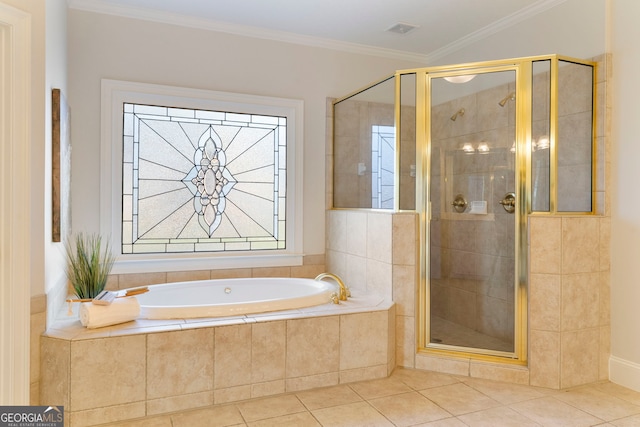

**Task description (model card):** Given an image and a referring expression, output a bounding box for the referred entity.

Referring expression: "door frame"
[0,2,32,403]
[415,60,530,364]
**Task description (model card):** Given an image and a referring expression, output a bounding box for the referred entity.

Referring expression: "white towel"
[79,297,140,329]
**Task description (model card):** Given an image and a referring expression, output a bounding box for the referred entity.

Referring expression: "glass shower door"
[428,69,517,355]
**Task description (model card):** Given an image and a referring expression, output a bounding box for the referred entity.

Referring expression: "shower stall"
[332,55,596,362]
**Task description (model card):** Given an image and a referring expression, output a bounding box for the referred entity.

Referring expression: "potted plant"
[65,233,115,299]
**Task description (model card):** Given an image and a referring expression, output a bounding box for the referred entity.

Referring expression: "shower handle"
[499,192,516,213]
[451,194,467,213]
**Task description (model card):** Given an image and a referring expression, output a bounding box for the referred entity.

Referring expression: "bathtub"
[127,277,337,319]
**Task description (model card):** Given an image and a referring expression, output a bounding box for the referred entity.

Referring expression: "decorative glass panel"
[122,103,286,254]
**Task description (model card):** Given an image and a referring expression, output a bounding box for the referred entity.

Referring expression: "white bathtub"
[128,277,337,319]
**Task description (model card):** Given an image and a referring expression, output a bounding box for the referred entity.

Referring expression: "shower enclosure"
[333,55,596,362]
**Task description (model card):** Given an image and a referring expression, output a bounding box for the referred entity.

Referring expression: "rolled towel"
[79,297,140,329]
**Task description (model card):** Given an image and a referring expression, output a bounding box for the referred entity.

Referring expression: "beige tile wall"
[40,305,394,426]
[102,254,326,291]
[528,215,611,389]
[331,97,417,211]
[326,209,417,370]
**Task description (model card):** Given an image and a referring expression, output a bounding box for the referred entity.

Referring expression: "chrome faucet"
[315,273,350,302]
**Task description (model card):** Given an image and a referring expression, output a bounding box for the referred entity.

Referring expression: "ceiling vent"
[385,22,419,35]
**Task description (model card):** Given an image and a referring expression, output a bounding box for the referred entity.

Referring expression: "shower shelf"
[439,212,495,221]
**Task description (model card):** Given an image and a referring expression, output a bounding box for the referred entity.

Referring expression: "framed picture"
[52,88,71,242]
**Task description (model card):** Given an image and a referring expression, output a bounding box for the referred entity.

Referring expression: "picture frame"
[52,88,71,242]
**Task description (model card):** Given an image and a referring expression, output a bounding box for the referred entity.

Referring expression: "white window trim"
[101,80,304,274]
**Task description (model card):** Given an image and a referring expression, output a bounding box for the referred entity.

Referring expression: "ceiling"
[68,0,568,62]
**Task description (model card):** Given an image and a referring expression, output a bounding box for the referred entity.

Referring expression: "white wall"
[67,10,423,260]
[0,0,67,403]
[43,0,68,323]
[608,0,640,392]
[428,0,606,66]
[2,0,67,302]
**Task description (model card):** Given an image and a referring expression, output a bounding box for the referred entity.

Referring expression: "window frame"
[101,79,304,274]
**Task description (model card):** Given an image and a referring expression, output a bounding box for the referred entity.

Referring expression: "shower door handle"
[499,192,516,213]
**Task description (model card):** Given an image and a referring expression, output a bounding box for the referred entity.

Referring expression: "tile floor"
[103,367,640,427]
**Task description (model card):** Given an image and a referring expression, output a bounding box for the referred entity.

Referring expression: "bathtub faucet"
[315,273,350,302]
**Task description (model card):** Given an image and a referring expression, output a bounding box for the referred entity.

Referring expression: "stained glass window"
[121,103,287,254]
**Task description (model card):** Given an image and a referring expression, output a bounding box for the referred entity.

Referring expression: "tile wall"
[332,97,417,211]
[103,254,326,291]
[40,300,396,426]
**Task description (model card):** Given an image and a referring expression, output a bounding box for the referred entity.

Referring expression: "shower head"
[498,92,516,107]
[450,108,465,121]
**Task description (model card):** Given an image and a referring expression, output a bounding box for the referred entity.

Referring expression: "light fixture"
[444,74,477,84]
[462,143,474,154]
[477,142,490,153]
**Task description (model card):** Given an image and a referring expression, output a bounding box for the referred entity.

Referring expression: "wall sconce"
[462,143,475,154]
[461,142,490,154]
[477,142,490,153]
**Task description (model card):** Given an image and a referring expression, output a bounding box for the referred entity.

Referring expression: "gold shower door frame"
[412,58,532,364]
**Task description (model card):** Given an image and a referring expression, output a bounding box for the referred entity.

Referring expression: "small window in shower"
[372,125,395,209]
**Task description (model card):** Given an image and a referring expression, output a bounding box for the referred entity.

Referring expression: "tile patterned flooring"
[104,367,640,427]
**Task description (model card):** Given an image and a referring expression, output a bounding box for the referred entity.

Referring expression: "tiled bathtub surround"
[326,210,418,369]
[33,258,328,405]
[40,295,395,426]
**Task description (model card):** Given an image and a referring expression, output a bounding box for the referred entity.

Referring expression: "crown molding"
[424,0,569,63]
[68,0,568,65]
[67,0,430,63]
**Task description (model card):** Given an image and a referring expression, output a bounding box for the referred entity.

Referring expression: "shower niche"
[333,55,596,363]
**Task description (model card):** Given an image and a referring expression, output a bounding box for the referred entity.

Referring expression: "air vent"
[385,22,419,35]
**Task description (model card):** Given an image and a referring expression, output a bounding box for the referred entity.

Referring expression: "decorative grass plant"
[65,233,115,299]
